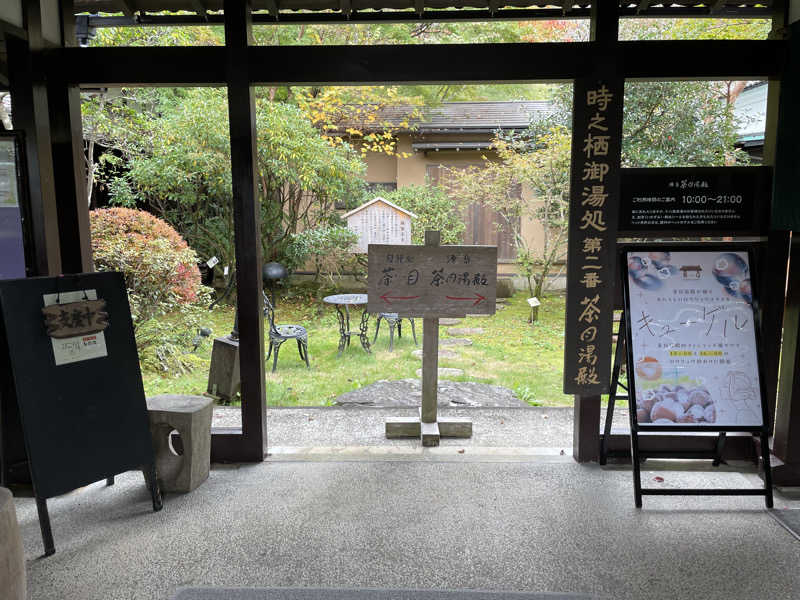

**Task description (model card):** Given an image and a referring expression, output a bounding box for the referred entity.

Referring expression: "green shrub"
[382,183,465,245]
[286,225,362,286]
[90,207,210,373]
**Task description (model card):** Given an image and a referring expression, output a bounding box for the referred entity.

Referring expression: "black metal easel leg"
[761,431,774,509]
[35,496,55,556]
[712,432,727,467]
[630,430,643,508]
[144,463,163,512]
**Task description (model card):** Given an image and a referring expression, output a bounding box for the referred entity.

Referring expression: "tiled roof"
[342,101,552,133]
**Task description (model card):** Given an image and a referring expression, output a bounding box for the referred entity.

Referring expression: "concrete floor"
[11,408,800,600]
[12,465,800,598]
[211,406,626,451]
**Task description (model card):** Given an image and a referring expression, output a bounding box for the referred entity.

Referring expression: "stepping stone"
[416,367,464,378]
[495,298,508,303]
[334,379,526,408]
[412,349,458,360]
[448,327,484,336]
[440,338,472,347]
[495,303,506,310]
[439,318,462,326]
[466,313,492,318]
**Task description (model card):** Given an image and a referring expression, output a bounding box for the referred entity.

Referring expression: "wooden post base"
[386,409,472,446]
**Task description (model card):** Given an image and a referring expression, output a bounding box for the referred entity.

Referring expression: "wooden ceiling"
[72,1,775,24]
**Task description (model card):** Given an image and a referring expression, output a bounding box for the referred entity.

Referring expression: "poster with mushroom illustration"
[626,250,762,427]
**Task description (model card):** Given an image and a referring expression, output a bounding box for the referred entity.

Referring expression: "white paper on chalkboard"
[626,250,762,427]
[42,289,108,365]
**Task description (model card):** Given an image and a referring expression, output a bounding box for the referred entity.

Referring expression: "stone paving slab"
[439,318,462,326]
[447,327,484,336]
[466,313,492,318]
[332,380,526,409]
[440,338,472,346]
[415,367,464,378]
[411,349,458,360]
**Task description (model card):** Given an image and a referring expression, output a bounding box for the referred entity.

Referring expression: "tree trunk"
[86,139,95,208]
[530,278,543,324]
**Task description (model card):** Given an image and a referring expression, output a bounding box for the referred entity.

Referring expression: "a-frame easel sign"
[618,245,773,508]
[0,272,162,556]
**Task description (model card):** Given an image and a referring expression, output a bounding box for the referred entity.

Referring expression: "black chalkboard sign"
[0,272,161,555]
[619,166,771,237]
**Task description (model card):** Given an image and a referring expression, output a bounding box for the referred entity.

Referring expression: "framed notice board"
[618,166,771,237]
[0,272,161,555]
[620,245,772,508]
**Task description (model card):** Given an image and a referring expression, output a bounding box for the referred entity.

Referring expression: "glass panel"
[0,136,27,280]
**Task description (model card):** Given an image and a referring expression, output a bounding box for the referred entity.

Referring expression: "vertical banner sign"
[563,76,624,394]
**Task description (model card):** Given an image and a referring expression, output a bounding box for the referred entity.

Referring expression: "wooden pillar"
[771,7,800,485]
[571,2,622,463]
[212,0,267,462]
[48,0,92,274]
[5,4,61,276]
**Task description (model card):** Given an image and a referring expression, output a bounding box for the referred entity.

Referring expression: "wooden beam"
[47,0,91,274]
[39,40,787,88]
[773,238,800,484]
[48,80,92,273]
[114,0,137,19]
[710,0,727,14]
[570,0,621,460]
[573,396,601,462]
[190,0,209,21]
[219,0,267,462]
[6,34,61,276]
[591,1,618,43]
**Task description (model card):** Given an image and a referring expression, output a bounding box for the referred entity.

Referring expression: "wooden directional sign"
[367,244,497,318]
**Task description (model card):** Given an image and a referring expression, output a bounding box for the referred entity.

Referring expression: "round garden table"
[322,293,372,356]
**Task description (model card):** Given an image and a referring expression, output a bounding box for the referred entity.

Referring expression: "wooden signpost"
[368,231,497,446]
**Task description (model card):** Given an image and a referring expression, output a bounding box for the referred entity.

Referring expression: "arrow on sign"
[446,293,486,306]
[380,293,421,304]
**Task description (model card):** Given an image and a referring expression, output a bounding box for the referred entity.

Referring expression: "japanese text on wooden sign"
[367,244,497,318]
[563,76,623,394]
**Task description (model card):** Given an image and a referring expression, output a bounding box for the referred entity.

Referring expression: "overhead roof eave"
[73,1,776,27]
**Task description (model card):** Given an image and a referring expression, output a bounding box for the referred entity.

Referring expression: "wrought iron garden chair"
[264,292,310,372]
[372,313,417,352]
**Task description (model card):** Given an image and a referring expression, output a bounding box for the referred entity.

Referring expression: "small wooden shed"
[343,197,416,253]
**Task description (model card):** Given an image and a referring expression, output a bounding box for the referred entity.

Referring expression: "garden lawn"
[141,291,573,407]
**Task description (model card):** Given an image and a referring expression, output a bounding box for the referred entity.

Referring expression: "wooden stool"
[146,395,213,493]
[0,487,26,599]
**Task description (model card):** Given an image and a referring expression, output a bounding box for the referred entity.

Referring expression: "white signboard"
[43,289,108,366]
[626,250,762,427]
[345,197,414,253]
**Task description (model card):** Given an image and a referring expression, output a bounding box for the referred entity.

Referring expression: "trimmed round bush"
[90,207,202,325]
